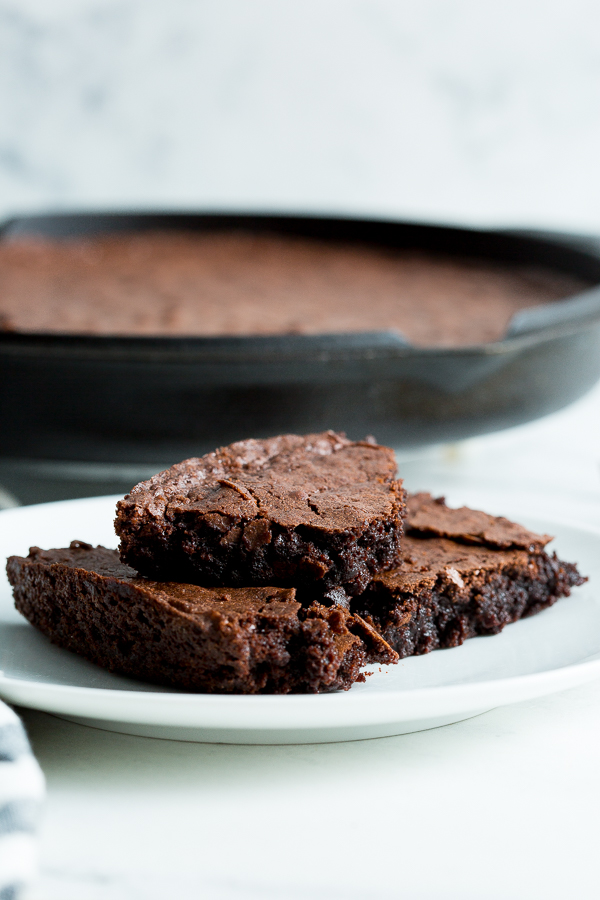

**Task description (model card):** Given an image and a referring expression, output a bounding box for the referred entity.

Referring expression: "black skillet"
[1,212,599,503]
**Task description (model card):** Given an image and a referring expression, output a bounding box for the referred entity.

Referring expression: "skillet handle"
[506,285,600,337]
[502,229,600,337]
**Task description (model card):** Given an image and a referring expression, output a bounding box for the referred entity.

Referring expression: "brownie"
[353,494,586,657]
[0,231,590,346]
[115,431,406,598]
[7,542,397,694]
[405,491,551,551]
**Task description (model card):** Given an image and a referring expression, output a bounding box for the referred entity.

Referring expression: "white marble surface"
[1,0,600,234]
[17,682,600,900]
[12,381,600,900]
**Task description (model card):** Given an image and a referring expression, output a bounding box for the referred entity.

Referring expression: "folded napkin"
[0,702,45,900]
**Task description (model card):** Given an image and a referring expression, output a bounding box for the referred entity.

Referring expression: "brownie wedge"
[7,542,397,694]
[405,491,551,551]
[353,494,586,658]
[115,432,406,598]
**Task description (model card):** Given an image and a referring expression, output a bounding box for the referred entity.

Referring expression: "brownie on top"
[354,493,585,658]
[115,431,406,597]
[7,542,397,694]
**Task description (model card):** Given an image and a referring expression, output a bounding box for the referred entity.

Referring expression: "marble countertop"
[16,382,600,900]
[3,0,600,237]
[19,680,600,900]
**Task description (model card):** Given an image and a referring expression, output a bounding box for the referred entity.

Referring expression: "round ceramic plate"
[0,494,599,744]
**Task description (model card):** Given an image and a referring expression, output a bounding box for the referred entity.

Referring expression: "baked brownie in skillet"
[353,493,585,658]
[7,542,397,694]
[115,432,406,598]
[0,231,589,346]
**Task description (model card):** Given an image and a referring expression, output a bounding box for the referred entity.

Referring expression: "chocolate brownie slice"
[7,542,397,694]
[406,491,551,551]
[115,432,406,597]
[354,494,586,658]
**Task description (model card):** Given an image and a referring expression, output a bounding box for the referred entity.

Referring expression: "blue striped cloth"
[0,703,44,900]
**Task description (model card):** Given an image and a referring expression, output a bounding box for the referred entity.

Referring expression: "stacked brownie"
[7,433,405,693]
[115,432,406,599]
[355,492,585,657]
[6,432,586,694]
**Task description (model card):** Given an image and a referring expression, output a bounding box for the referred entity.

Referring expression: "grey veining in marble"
[1,0,600,231]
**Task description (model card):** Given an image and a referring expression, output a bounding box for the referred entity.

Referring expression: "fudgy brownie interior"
[7,542,397,694]
[0,231,590,346]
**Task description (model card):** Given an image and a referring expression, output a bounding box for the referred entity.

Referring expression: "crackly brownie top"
[19,542,299,618]
[406,492,551,552]
[0,231,589,347]
[117,431,403,531]
[374,534,532,593]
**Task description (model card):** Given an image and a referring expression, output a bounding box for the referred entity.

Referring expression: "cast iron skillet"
[1,211,600,468]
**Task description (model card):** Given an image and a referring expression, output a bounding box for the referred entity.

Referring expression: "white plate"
[0,494,599,744]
